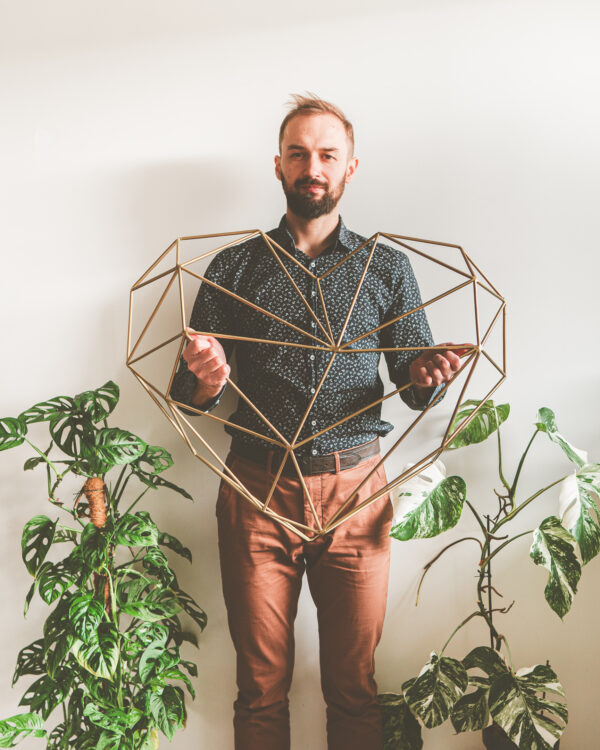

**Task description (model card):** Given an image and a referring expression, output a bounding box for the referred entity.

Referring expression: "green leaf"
[21,516,57,576]
[462,646,507,679]
[530,516,581,618]
[0,713,46,747]
[12,640,45,686]
[132,465,193,500]
[49,411,92,459]
[74,381,119,423]
[53,528,79,545]
[158,532,192,562]
[402,653,468,728]
[536,407,587,468]
[390,466,466,541]
[23,443,53,472]
[24,580,36,616]
[130,622,170,648]
[559,470,600,565]
[71,623,120,680]
[114,512,159,547]
[143,547,175,586]
[121,594,183,623]
[489,664,567,749]
[37,559,75,604]
[79,523,110,571]
[46,632,75,680]
[162,666,195,698]
[134,444,174,475]
[69,593,106,644]
[378,693,423,750]
[19,670,72,720]
[0,416,27,452]
[149,686,185,741]
[450,686,490,733]
[173,587,207,631]
[82,703,142,735]
[180,659,198,678]
[445,399,510,450]
[43,597,72,656]
[19,396,75,424]
[83,428,146,474]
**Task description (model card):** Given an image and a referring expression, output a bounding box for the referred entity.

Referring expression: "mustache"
[295,178,329,189]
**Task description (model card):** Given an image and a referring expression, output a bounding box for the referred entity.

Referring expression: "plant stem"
[416,537,483,605]
[497,427,511,494]
[466,500,488,536]
[440,610,483,656]
[496,476,569,531]
[480,529,534,568]
[111,466,128,506]
[123,487,151,516]
[23,437,60,476]
[510,429,540,501]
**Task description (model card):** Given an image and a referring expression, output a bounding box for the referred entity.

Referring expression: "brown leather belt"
[230,437,380,477]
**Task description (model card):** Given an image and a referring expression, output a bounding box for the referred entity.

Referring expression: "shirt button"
[309,261,315,269]
[312,449,317,456]
[311,420,317,426]
[311,290,316,297]
[310,387,315,394]
[310,354,315,361]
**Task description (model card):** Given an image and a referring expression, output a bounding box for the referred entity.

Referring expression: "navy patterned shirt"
[170,216,441,457]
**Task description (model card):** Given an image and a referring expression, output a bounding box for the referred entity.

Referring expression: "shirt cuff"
[401,383,445,411]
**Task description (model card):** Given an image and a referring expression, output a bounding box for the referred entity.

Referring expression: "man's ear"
[274,154,282,181]
[345,156,359,184]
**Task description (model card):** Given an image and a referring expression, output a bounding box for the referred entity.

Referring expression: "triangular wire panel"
[178,230,261,268]
[128,337,186,403]
[476,283,505,351]
[380,233,473,279]
[128,270,183,363]
[131,240,178,290]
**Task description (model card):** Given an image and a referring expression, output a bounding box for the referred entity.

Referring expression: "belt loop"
[334,451,341,474]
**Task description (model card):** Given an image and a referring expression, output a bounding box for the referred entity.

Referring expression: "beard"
[280,172,346,220]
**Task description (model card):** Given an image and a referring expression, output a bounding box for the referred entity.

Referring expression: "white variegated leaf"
[536,408,588,468]
[402,652,468,729]
[489,663,567,749]
[558,472,600,565]
[378,693,423,750]
[390,461,466,541]
[530,517,581,619]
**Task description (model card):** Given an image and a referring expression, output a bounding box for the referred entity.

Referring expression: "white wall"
[1,0,599,747]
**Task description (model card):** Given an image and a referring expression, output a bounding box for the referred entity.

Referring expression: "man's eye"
[322,154,335,160]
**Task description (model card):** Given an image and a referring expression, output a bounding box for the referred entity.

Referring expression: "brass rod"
[481,349,506,378]
[132,240,177,289]
[127,333,183,366]
[182,266,329,346]
[261,448,292,510]
[382,233,463,250]
[262,232,334,344]
[380,234,473,279]
[462,252,502,297]
[167,396,286,447]
[335,345,477,354]
[127,289,134,358]
[130,372,186,441]
[179,231,262,266]
[480,303,505,349]
[132,266,178,291]
[441,376,506,449]
[289,450,323,532]
[177,267,186,332]
[166,336,187,398]
[343,279,474,348]
[473,278,481,347]
[224,377,290,446]
[440,353,480,446]
[290,351,337,445]
[261,234,318,280]
[317,233,379,280]
[185,328,330,351]
[502,306,507,374]
[476,279,505,303]
[316,277,334,342]
[180,229,260,242]
[335,234,379,347]
[129,272,178,361]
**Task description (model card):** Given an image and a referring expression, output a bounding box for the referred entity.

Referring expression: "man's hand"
[409,344,469,390]
[183,330,230,407]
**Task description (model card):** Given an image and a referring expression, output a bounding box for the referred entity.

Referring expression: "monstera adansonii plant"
[379,399,599,750]
[0,381,206,749]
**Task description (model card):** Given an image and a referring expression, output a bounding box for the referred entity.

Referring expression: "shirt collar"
[270,214,352,257]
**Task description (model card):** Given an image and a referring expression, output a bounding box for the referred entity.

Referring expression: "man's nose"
[306,152,322,178]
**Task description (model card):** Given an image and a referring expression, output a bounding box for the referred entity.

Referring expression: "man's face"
[275,113,358,220]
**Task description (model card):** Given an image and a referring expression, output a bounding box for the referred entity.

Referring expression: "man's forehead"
[282,113,348,146]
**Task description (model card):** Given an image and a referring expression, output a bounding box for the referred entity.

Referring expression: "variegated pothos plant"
[379,400,599,749]
[0,381,205,749]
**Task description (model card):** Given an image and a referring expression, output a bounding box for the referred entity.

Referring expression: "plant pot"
[482,723,560,749]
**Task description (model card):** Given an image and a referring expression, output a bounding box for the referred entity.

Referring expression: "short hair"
[278,93,355,156]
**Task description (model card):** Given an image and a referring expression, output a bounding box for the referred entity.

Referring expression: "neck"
[284,208,340,259]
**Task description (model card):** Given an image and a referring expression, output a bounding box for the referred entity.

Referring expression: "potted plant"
[379,399,599,749]
[0,381,206,748]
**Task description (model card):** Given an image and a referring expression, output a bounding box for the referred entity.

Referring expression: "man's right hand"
[183,330,230,407]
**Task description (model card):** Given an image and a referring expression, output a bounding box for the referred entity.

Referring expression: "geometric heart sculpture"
[126,229,506,541]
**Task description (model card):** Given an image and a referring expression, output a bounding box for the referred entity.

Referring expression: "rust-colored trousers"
[216,448,393,750]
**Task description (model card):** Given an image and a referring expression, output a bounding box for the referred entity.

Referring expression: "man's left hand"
[409,344,468,390]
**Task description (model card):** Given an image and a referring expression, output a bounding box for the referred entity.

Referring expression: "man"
[170,95,461,750]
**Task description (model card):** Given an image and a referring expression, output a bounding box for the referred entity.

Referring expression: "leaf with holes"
[74,381,119,423]
[19,396,75,424]
[402,653,468,728]
[83,428,146,474]
[37,559,75,604]
[114,513,159,547]
[0,713,46,746]
[132,465,193,500]
[149,686,185,742]
[0,416,28,452]
[133,444,174,475]
[79,523,110,571]
[378,693,423,750]
[71,623,120,680]
[536,408,587,468]
[49,412,91,459]
[530,516,581,618]
[489,663,567,749]
[19,670,72,720]
[143,547,174,586]
[12,639,45,687]
[173,587,207,631]
[158,532,192,563]
[390,462,466,541]
[446,400,510,450]
[21,516,57,576]
[83,702,142,735]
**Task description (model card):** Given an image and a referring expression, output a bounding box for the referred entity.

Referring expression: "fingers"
[409,344,470,387]
[183,332,229,388]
